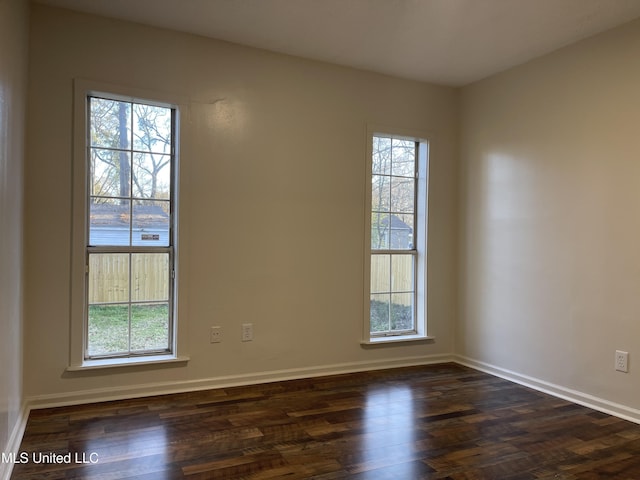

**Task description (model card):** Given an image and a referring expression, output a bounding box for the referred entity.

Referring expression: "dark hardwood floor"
[11,363,640,479]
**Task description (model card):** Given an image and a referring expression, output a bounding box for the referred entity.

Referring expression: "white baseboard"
[27,354,455,410]
[455,355,640,425]
[0,402,29,480]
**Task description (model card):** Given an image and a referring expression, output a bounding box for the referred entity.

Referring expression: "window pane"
[133,104,172,154]
[88,253,129,304]
[369,134,424,337]
[370,254,390,293]
[372,136,391,175]
[90,98,131,150]
[89,199,131,246]
[391,139,415,177]
[90,149,130,198]
[391,254,414,293]
[391,293,414,331]
[371,213,389,250]
[131,303,169,352]
[132,200,170,246]
[87,304,130,356]
[85,95,175,361]
[371,175,390,212]
[370,294,390,333]
[131,254,169,302]
[390,177,414,213]
[132,153,171,200]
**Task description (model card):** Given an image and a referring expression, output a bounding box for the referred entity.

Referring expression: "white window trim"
[362,125,434,344]
[69,78,189,370]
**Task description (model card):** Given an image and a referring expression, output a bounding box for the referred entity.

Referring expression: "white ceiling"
[34,0,640,86]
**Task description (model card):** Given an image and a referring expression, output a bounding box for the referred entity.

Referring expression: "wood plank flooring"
[11,363,640,479]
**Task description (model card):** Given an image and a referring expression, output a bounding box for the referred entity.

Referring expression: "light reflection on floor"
[355,384,431,478]
[81,424,171,478]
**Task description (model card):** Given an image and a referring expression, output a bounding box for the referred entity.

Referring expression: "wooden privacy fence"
[370,254,414,305]
[89,253,412,306]
[88,253,169,303]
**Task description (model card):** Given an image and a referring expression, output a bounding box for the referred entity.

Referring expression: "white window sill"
[66,355,190,371]
[361,334,435,345]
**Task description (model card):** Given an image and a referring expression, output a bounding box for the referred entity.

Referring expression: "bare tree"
[89,98,171,203]
[371,137,415,249]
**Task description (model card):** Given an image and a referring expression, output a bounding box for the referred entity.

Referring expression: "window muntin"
[85,95,175,359]
[368,135,426,338]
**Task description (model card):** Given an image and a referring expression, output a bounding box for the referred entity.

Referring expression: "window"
[365,131,429,341]
[83,93,177,360]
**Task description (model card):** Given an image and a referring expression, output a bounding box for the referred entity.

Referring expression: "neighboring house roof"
[90,203,169,229]
[381,214,412,231]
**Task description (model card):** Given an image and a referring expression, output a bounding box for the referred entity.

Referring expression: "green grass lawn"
[370,299,413,333]
[88,303,169,356]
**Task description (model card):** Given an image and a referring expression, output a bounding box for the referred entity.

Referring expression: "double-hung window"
[83,93,177,360]
[365,131,429,342]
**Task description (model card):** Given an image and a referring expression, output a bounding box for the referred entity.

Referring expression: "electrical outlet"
[210,326,222,343]
[615,350,629,373]
[241,323,253,342]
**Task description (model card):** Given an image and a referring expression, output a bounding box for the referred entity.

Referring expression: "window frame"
[70,79,188,369]
[363,126,432,344]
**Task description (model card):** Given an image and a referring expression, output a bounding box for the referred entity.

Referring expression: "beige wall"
[0,0,28,462]
[24,6,458,399]
[459,18,640,409]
